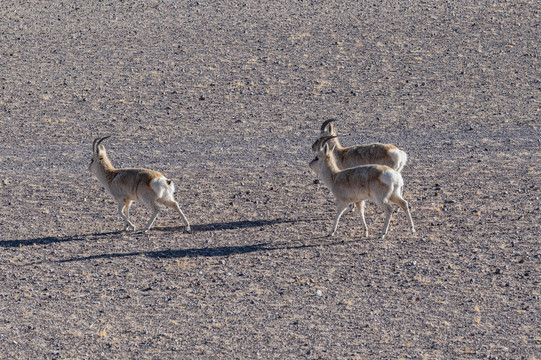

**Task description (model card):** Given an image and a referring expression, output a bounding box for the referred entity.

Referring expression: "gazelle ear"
[329,144,336,153]
[322,143,329,154]
[98,145,105,152]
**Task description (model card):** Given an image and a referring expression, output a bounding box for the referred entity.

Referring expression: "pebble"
[316,289,323,297]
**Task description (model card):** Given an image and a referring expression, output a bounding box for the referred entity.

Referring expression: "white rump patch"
[150,177,175,200]
[388,148,407,171]
[379,170,395,187]
[379,169,403,188]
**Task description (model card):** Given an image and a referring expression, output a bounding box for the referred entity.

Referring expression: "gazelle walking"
[309,136,415,239]
[89,136,190,233]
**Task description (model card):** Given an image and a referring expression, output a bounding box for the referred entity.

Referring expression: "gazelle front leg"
[143,209,159,233]
[329,201,349,237]
[124,199,136,231]
[142,201,160,233]
[118,200,136,231]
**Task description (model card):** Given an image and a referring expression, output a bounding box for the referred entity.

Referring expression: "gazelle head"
[89,136,112,173]
[309,136,337,174]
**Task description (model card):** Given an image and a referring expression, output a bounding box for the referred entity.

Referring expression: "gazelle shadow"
[10,217,325,264]
[57,236,355,264]
[0,231,122,248]
[154,217,310,233]
[4,218,316,249]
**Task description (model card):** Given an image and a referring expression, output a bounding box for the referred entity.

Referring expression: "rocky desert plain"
[0,0,540,359]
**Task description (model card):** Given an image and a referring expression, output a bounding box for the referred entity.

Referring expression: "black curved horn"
[93,136,111,152]
[318,136,337,151]
[320,118,337,132]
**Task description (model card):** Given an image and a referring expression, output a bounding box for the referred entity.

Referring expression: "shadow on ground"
[7,218,339,264]
[2,218,312,248]
[56,236,354,264]
[154,218,311,233]
[0,232,121,248]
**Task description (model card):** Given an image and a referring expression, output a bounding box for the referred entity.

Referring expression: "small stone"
[316,290,323,297]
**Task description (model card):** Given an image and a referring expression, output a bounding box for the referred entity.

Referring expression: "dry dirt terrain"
[1,1,540,359]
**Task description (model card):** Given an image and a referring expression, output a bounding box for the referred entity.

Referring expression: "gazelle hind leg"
[355,201,369,237]
[380,201,394,239]
[158,199,191,232]
[390,193,416,235]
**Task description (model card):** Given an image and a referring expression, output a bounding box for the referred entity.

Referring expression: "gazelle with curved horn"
[309,136,415,239]
[311,119,408,172]
[89,136,190,233]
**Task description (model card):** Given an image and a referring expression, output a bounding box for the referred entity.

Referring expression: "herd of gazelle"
[309,119,415,239]
[89,119,415,238]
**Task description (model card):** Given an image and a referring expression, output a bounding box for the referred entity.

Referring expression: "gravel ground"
[0,1,540,359]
